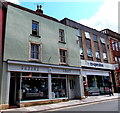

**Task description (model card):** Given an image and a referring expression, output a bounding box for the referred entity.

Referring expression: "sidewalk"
[1,93,120,113]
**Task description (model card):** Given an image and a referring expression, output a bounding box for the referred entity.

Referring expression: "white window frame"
[29,42,42,61]
[59,49,67,64]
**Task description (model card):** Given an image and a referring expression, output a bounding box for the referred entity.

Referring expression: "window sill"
[30,34,41,38]
[29,59,41,63]
[59,63,68,66]
[58,41,66,44]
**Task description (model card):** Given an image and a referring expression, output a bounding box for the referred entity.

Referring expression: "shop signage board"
[8,61,81,75]
[81,60,115,70]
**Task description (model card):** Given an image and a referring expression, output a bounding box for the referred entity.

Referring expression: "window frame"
[85,32,91,39]
[32,20,39,36]
[100,37,106,44]
[59,29,65,43]
[29,42,42,61]
[59,49,68,64]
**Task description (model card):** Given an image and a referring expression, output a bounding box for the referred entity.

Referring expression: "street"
[35,99,120,113]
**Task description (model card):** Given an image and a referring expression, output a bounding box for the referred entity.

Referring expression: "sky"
[4,0,119,33]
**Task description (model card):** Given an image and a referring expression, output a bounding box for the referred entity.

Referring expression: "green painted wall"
[4,5,80,67]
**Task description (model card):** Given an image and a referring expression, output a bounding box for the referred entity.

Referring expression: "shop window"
[52,75,67,98]
[32,21,39,36]
[59,49,67,64]
[30,43,41,60]
[59,29,65,43]
[21,74,48,101]
[100,37,105,44]
[85,32,91,39]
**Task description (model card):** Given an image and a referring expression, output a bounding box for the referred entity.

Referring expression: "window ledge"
[59,63,68,66]
[58,41,66,44]
[29,59,41,63]
[30,34,41,38]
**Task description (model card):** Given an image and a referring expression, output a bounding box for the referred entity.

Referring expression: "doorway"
[68,76,76,99]
[9,72,20,107]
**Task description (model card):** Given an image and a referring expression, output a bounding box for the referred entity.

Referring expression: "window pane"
[93,35,98,42]
[31,44,40,60]
[102,44,106,53]
[77,29,81,37]
[60,49,67,63]
[87,49,92,57]
[32,21,39,36]
[100,37,105,44]
[95,42,99,51]
[103,53,107,60]
[86,39,91,49]
[80,48,83,55]
[96,51,100,59]
[85,32,91,39]
[59,29,65,42]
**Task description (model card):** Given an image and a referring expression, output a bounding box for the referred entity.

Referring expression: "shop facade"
[6,60,83,107]
[81,60,115,95]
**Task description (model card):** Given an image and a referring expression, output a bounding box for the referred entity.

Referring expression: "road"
[36,99,120,113]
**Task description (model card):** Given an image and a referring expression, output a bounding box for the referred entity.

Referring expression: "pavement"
[1,93,120,113]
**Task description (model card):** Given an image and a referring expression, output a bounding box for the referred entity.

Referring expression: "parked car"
[88,87,100,96]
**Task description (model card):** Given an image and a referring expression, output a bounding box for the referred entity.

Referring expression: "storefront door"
[9,73,20,107]
[68,76,76,99]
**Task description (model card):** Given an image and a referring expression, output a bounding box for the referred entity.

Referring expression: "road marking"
[46,98,119,112]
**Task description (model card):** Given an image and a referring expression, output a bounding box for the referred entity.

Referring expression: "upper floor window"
[80,48,84,56]
[96,51,100,59]
[59,29,65,42]
[86,39,92,49]
[103,53,107,60]
[85,32,91,39]
[87,49,92,57]
[59,49,67,64]
[93,35,98,42]
[32,21,39,36]
[100,37,105,44]
[77,29,82,37]
[31,43,41,60]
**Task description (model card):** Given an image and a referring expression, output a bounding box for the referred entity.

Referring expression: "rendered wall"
[4,5,80,67]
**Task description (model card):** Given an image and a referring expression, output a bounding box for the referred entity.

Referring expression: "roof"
[1,0,59,23]
[60,18,108,37]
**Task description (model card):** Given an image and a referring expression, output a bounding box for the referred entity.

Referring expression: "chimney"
[36,5,43,14]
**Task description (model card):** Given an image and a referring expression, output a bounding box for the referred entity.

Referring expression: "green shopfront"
[7,60,83,107]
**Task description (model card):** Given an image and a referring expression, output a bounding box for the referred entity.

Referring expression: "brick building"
[101,29,120,92]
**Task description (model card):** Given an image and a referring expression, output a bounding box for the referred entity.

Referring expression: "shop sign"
[81,60,115,70]
[8,62,80,75]
[88,62,104,67]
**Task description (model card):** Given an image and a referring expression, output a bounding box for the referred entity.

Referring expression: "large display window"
[21,73,48,101]
[52,75,67,98]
